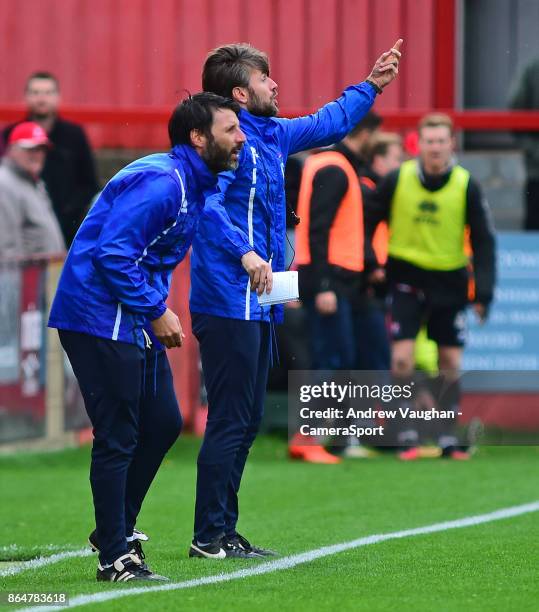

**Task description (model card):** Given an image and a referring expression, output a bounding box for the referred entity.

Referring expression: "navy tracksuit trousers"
[191,314,271,543]
[59,330,182,565]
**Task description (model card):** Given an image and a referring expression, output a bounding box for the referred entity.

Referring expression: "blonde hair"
[418,113,454,135]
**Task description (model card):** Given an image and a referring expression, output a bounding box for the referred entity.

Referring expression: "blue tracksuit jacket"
[49,144,217,347]
[190,81,377,323]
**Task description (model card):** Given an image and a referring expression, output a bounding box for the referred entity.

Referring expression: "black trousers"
[191,314,270,543]
[524,178,539,230]
[59,330,182,565]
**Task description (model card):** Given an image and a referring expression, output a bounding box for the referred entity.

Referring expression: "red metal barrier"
[2,106,538,150]
[2,106,539,129]
[2,0,538,150]
[0,262,47,422]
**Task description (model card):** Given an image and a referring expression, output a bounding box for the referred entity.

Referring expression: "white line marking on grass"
[21,500,539,612]
[0,548,92,577]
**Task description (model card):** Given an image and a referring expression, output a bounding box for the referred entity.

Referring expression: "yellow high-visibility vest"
[389,160,470,271]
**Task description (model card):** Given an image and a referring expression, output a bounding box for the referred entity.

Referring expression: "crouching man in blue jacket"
[188,41,402,559]
[48,93,245,582]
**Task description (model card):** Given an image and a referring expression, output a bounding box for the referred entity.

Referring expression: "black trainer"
[224,532,278,557]
[221,538,264,559]
[188,538,226,559]
[89,529,157,575]
[130,539,150,571]
[96,553,169,582]
[88,528,148,554]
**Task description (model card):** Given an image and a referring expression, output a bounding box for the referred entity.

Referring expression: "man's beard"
[246,87,278,118]
[202,134,242,173]
[29,108,55,121]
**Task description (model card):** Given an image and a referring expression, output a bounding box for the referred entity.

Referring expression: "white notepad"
[257,271,299,306]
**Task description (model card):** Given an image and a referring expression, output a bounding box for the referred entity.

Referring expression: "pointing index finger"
[391,38,403,56]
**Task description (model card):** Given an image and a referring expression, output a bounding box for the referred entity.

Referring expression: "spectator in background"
[363,132,404,186]
[295,119,393,460]
[267,153,310,392]
[509,57,539,230]
[345,111,382,175]
[2,72,99,246]
[282,153,304,264]
[368,113,496,460]
[0,122,64,257]
[296,113,381,371]
[284,155,303,228]
[357,132,403,371]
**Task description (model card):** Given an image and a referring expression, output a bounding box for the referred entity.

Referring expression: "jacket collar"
[239,108,276,138]
[170,144,218,194]
[333,142,369,176]
[417,158,456,182]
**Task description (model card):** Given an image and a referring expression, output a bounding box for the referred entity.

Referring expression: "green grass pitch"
[1,436,538,611]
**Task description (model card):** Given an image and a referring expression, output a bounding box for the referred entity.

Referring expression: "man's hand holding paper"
[257,271,299,306]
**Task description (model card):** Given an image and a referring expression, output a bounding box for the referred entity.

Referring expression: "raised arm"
[277,40,403,156]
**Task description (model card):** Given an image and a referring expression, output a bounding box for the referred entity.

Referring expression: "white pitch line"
[19,500,539,612]
[0,548,92,578]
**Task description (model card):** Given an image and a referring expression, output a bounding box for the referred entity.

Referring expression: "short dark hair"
[168,92,241,147]
[25,71,60,92]
[348,111,382,137]
[202,43,270,98]
[364,132,402,164]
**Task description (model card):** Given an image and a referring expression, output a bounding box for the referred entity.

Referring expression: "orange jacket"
[296,151,364,272]
[360,176,388,266]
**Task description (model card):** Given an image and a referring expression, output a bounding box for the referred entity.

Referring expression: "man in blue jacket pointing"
[189,41,402,559]
[48,93,245,582]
